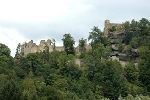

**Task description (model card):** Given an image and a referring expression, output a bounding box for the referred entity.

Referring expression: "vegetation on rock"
[0,18,150,100]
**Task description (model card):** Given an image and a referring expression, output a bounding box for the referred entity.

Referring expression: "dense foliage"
[0,18,150,100]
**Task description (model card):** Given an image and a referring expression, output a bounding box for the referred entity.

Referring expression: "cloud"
[0,27,29,57]
[0,0,69,22]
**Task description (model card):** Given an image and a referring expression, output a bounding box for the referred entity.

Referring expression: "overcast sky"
[0,0,150,56]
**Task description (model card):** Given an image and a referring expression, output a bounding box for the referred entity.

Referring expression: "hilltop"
[0,18,150,100]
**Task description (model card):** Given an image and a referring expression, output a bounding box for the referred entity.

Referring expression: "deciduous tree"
[88,26,107,48]
[62,33,75,55]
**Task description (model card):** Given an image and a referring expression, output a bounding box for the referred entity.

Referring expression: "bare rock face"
[109,33,139,62]
[104,19,139,63]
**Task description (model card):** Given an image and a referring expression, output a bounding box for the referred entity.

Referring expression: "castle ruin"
[104,19,123,37]
[21,39,63,55]
[21,39,91,56]
[21,20,138,65]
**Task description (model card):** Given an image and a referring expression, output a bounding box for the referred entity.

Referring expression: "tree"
[138,18,149,28]
[52,38,56,51]
[0,73,9,89]
[138,18,150,36]
[22,77,38,100]
[0,79,22,100]
[53,79,68,91]
[130,19,138,29]
[49,50,60,69]
[93,43,110,60]
[45,73,61,86]
[0,43,11,57]
[124,32,134,44]
[83,43,110,82]
[88,26,107,48]
[129,37,139,48]
[60,60,82,80]
[124,62,139,84]
[123,21,130,31]
[15,43,21,58]
[118,41,124,52]
[62,33,75,55]
[98,60,127,100]
[0,43,13,69]
[138,46,150,92]
[45,86,66,100]
[79,38,86,53]
[26,53,42,75]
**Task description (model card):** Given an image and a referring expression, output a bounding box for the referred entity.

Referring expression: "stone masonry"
[104,19,123,37]
[21,39,91,56]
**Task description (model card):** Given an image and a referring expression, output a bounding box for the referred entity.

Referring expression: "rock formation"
[104,20,139,63]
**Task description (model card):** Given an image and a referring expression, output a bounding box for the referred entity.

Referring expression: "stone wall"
[104,19,123,37]
[21,39,91,56]
[21,39,60,56]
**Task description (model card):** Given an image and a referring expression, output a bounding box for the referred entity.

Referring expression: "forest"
[0,18,150,100]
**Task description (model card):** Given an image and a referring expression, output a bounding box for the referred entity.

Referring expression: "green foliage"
[51,38,56,51]
[130,19,138,29]
[118,42,124,52]
[138,46,150,92]
[123,18,150,48]
[45,73,62,85]
[79,38,86,53]
[0,73,9,89]
[45,86,66,100]
[0,43,13,70]
[129,37,139,48]
[60,60,82,80]
[93,43,110,59]
[62,33,75,55]
[88,26,108,48]
[15,43,21,58]
[124,32,135,44]
[54,78,68,91]
[1,19,150,99]
[108,26,116,32]
[123,21,130,30]
[0,43,11,57]
[138,18,149,28]
[26,53,43,75]
[0,56,10,68]
[126,83,144,96]
[22,77,38,100]
[13,66,27,79]
[0,79,23,100]
[123,94,150,100]
[98,60,127,100]
[124,62,139,84]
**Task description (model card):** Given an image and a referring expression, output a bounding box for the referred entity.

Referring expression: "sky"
[0,0,150,57]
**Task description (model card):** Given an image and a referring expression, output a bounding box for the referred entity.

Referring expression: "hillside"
[0,18,150,100]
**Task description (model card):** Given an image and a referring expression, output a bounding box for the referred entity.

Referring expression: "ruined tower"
[104,19,110,37]
[104,19,123,37]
